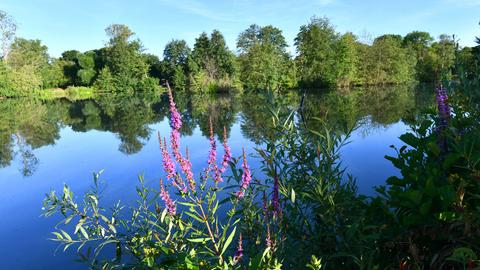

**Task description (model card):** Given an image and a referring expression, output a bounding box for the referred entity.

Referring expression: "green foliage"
[101,24,153,92]
[76,51,96,85]
[188,30,238,92]
[42,59,70,89]
[93,67,115,92]
[237,24,291,90]
[357,35,417,85]
[8,38,49,71]
[0,60,16,97]
[162,39,191,90]
[295,17,341,88]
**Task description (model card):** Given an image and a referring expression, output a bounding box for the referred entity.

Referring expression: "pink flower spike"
[183,147,196,190]
[167,82,182,130]
[233,233,243,265]
[236,149,252,199]
[220,126,232,174]
[160,138,176,181]
[205,118,218,181]
[160,179,176,216]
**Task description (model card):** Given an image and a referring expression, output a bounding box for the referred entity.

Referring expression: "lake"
[0,85,433,269]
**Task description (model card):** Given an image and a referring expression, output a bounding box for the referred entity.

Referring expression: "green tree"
[42,58,69,88]
[237,24,290,90]
[76,51,96,85]
[295,17,340,88]
[335,32,359,87]
[8,38,49,71]
[403,31,434,82]
[5,38,48,93]
[188,30,237,91]
[100,24,152,92]
[59,50,80,85]
[144,53,162,80]
[358,35,416,85]
[162,39,190,89]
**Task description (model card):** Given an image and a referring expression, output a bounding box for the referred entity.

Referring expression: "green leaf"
[79,226,89,239]
[221,226,236,256]
[108,223,117,234]
[399,132,419,148]
[404,190,423,205]
[61,230,72,241]
[52,232,63,240]
[161,208,168,223]
[185,211,204,223]
[291,189,296,204]
[187,238,210,243]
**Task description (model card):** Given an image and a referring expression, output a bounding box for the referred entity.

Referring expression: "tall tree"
[294,17,340,88]
[237,24,290,90]
[358,35,416,85]
[188,30,236,90]
[8,38,49,71]
[102,24,151,91]
[162,39,190,89]
[0,10,16,60]
[335,32,359,87]
[402,31,434,81]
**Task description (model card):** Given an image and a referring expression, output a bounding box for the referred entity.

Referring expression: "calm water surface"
[0,86,433,269]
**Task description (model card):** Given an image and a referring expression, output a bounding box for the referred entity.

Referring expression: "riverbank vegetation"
[1,10,479,98]
[42,34,480,267]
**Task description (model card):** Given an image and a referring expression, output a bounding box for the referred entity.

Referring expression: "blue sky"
[2,0,479,57]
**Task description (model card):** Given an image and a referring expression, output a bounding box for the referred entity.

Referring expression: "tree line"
[0,11,479,97]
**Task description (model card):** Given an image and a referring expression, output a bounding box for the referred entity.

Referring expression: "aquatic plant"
[42,84,285,269]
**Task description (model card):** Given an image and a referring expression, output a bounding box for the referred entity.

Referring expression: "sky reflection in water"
[0,85,433,269]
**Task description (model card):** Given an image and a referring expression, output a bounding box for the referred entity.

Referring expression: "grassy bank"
[34,86,95,100]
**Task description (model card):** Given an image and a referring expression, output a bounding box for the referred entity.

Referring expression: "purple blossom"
[236,149,252,199]
[266,225,273,249]
[170,129,182,161]
[165,83,195,191]
[160,179,176,216]
[159,135,176,181]
[436,85,451,126]
[233,234,243,265]
[205,119,222,183]
[436,85,451,153]
[220,126,232,174]
[167,83,182,130]
[182,148,195,190]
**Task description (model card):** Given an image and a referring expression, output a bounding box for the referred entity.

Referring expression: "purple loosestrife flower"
[205,119,222,183]
[160,179,176,216]
[170,129,182,161]
[272,175,280,218]
[436,85,451,153]
[167,83,182,130]
[220,126,232,174]
[236,149,252,199]
[233,234,243,265]
[159,135,176,181]
[165,83,195,192]
[159,134,187,193]
[266,225,273,249]
[182,147,195,190]
[436,85,451,126]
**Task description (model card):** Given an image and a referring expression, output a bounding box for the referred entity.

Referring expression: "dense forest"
[1,11,478,98]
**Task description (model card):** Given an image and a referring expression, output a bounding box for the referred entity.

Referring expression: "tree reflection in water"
[0,85,433,176]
